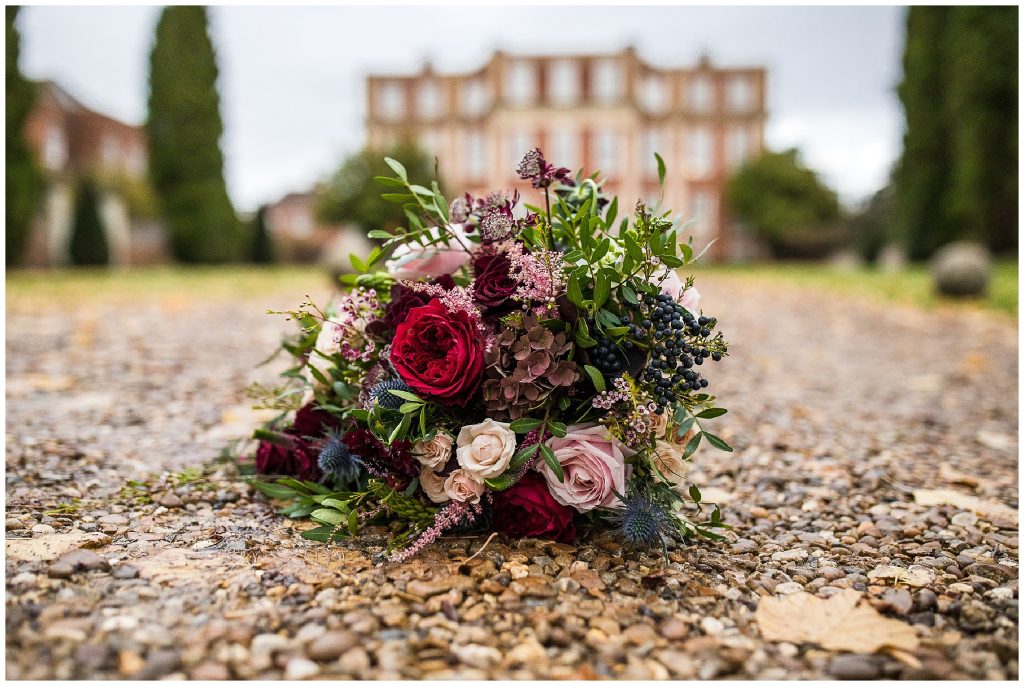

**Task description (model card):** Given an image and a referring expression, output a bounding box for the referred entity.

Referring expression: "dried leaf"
[913,488,1018,526]
[5,531,110,562]
[867,565,934,588]
[756,589,919,654]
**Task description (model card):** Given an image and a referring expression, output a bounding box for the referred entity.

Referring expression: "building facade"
[365,48,767,260]
[21,81,166,266]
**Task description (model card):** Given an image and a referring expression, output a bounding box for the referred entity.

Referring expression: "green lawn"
[688,260,1018,318]
[6,260,1018,319]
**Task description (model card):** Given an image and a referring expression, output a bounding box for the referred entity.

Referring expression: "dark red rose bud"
[491,472,576,543]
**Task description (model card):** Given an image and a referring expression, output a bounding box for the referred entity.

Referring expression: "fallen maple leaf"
[755,588,919,653]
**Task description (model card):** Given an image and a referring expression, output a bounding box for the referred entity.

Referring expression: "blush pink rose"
[385,224,471,280]
[653,265,684,299]
[678,285,701,317]
[536,423,635,512]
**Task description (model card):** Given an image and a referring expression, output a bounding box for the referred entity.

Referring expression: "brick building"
[365,47,767,260]
[21,81,166,266]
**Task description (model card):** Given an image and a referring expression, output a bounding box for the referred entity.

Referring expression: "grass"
[688,260,1018,319]
[6,260,1017,319]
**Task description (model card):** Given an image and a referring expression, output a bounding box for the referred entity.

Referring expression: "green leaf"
[682,431,703,459]
[380,193,413,204]
[574,319,597,348]
[567,275,585,307]
[539,444,563,482]
[320,498,350,510]
[547,421,567,438]
[300,525,336,543]
[702,431,733,452]
[583,364,606,392]
[604,195,618,229]
[373,175,406,187]
[249,480,299,500]
[591,237,610,262]
[696,408,727,419]
[388,389,422,402]
[621,284,638,305]
[408,184,434,196]
[678,242,693,263]
[310,508,346,526]
[384,157,407,181]
[676,417,695,438]
[509,418,543,433]
[347,510,359,536]
[508,442,541,470]
[688,484,702,503]
[655,152,666,185]
[660,255,684,268]
[367,229,393,239]
[399,402,421,414]
[593,274,610,308]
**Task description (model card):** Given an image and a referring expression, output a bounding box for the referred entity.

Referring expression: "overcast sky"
[19,5,906,212]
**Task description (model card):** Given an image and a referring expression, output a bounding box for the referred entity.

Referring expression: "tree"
[894,6,1018,259]
[725,149,842,258]
[249,204,275,264]
[69,179,109,266]
[317,142,439,232]
[6,7,45,266]
[147,6,242,263]
[846,186,895,263]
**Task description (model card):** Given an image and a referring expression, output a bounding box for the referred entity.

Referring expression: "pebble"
[305,630,358,662]
[47,549,110,578]
[774,582,804,595]
[111,564,139,580]
[284,657,320,680]
[451,643,502,669]
[771,549,808,563]
[337,647,371,675]
[190,661,230,680]
[32,524,56,535]
[6,517,25,530]
[828,654,882,679]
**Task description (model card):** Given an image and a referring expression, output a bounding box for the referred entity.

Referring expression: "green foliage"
[69,179,109,266]
[6,7,45,267]
[725,149,842,258]
[846,186,895,263]
[147,6,243,263]
[317,142,440,232]
[895,6,1018,259]
[249,204,275,264]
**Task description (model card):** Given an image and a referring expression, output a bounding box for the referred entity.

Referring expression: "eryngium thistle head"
[369,378,412,410]
[605,486,676,551]
[318,429,363,484]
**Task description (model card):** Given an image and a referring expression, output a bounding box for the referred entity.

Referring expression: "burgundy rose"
[491,472,576,542]
[342,427,417,485]
[472,251,516,311]
[391,298,485,406]
[254,402,340,481]
[255,437,320,481]
[366,275,455,339]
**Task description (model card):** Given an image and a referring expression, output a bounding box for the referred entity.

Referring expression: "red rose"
[254,402,339,481]
[391,298,485,406]
[366,275,455,339]
[472,251,516,311]
[491,472,576,542]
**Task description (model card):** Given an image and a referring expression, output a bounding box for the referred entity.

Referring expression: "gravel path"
[6,274,1018,680]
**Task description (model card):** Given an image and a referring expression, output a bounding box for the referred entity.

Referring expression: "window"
[690,190,718,238]
[43,126,67,171]
[506,61,536,107]
[592,58,623,104]
[465,131,486,179]
[550,128,580,171]
[726,126,751,169]
[461,78,489,116]
[727,76,755,112]
[376,82,405,120]
[548,59,579,106]
[688,75,713,113]
[506,131,532,172]
[640,127,666,178]
[417,81,443,119]
[639,75,668,114]
[420,129,441,155]
[594,130,620,176]
[687,126,714,177]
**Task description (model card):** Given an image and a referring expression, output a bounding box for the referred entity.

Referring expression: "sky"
[18,5,906,213]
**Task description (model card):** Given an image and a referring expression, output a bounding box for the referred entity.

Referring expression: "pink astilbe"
[498,243,566,304]
[388,499,483,563]
[402,280,484,326]
[321,288,381,362]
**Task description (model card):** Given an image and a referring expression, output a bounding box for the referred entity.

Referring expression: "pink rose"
[653,265,684,299]
[419,466,450,503]
[536,423,635,512]
[385,224,471,280]
[443,468,485,503]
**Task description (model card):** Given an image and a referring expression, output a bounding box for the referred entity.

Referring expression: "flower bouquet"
[246,148,732,560]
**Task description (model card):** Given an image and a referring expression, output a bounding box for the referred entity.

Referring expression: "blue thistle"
[604,484,677,552]
[317,429,363,485]
[369,378,412,411]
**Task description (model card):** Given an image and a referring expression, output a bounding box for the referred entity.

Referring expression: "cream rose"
[419,466,450,504]
[443,469,485,503]
[651,440,688,489]
[412,432,453,470]
[650,410,671,439]
[455,419,516,479]
[536,423,635,512]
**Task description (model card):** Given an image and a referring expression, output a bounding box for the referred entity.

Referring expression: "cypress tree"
[249,204,275,264]
[69,179,109,266]
[894,6,953,261]
[6,6,45,266]
[147,6,242,263]
[944,6,1018,255]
